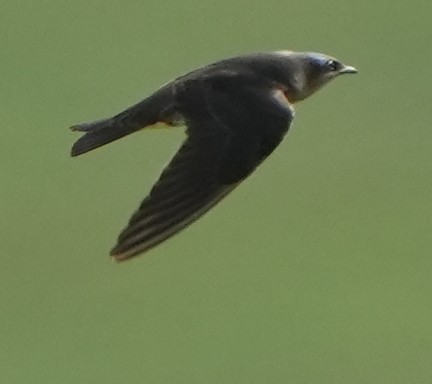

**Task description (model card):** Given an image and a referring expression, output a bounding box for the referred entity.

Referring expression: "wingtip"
[110,249,133,262]
[110,240,159,262]
[110,252,126,262]
[111,255,126,263]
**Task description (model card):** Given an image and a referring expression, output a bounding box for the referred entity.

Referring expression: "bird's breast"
[271,88,296,116]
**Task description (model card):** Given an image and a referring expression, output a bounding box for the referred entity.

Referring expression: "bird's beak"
[338,64,358,74]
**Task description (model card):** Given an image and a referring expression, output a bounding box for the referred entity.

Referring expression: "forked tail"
[70,116,140,156]
[70,84,176,156]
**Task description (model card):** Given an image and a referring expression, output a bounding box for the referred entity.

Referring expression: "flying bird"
[71,51,357,261]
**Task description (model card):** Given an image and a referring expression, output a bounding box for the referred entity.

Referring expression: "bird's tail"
[70,117,137,156]
[70,85,176,157]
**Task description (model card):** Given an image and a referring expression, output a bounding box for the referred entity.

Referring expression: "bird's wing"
[111,77,294,261]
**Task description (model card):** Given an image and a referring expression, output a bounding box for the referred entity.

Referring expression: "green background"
[2,1,431,383]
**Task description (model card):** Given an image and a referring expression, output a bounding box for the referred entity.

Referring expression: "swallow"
[71,51,357,261]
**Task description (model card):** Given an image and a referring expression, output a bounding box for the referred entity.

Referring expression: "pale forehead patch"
[275,50,294,56]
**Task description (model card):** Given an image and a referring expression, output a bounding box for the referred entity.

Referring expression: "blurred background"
[2,1,431,383]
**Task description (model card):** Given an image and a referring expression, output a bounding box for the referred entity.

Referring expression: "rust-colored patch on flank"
[147,121,171,130]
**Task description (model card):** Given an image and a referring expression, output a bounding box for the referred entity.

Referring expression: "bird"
[70,50,357,261]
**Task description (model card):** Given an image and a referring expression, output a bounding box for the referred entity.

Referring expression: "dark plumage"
[71,51,357,261]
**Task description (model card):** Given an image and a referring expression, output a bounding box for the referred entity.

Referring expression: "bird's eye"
[326,59,339,71]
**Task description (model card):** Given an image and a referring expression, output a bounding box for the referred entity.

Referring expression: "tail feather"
[70,117,138,157]
[70,84,177,157]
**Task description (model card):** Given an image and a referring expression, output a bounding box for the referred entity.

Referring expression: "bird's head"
[276,51,357,102]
